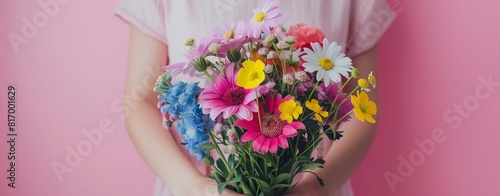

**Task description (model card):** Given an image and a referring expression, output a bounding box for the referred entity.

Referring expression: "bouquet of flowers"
[154,1,377,195]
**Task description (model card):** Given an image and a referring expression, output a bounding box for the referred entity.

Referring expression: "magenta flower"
[198,64,258,120]
[323,84,353,123]
[247,0,282,38]
[235,93,305,154]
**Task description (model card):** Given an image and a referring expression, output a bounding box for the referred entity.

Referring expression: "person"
[115,0,395,195]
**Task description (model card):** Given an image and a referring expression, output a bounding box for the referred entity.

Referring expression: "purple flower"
[322,84,353,123]
[247,0,282,38]
[164,33,222,77]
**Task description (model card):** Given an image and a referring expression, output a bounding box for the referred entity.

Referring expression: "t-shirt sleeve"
[346,0,397,57]
[114,0,168,44]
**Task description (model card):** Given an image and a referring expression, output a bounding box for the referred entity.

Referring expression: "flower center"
[250,72,260,81]
[359,104,367,113]
[261,114,286,137]
[358,79,370,88]
[369,75,377,85]
[222,87,246,105]
[224,29,234,39]
[253,12,265,22]
[319,57,334,70]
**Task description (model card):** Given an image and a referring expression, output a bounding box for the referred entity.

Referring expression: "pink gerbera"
[198,64,258,120]
[247,0,282,38]
[235,93,305,154]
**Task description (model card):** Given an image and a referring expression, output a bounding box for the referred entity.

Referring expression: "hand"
[285,179,327,196]
[192,177,246,196]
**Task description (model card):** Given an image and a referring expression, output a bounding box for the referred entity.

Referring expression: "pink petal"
[198,92,221,100]
[253,135,266,152]
[277,135,288,149]
[269,137,279,154]
[213,77,230,94]
[287,122,306,130]
[235,106,253,121]
[234,117,259,131]
[273,93,283,114]
[266,93,275,113]
[243,90,257,105]
[210,106,227,120]
[282,126,298,137]
[241,130,261,142]
[164,62,186,72]
[282,95,294,102]
[223,105,238,119]
[203,100,226,109]
[260,137,271,154]
[246,101,258,112]
[226,64,236,83]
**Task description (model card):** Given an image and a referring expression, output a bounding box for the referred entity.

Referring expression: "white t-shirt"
[115,0,396,195]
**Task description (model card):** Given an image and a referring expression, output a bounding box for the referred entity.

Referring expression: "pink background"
[1,0,499,195]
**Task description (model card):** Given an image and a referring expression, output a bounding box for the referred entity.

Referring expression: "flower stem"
[330,86,359,126]
[322,110,353,135]
[330,76,353,111]
[307,80,321,101]
[254,89,263,131]
[204,70,214,83]
[208,131,231,172]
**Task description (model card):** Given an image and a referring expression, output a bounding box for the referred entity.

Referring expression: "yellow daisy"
[351,91,377,123]
[305,99,329,122]
[236,60,266,89]
[278,99,303,123]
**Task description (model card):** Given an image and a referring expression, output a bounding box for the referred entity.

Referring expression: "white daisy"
[301,38,353,86]
[368,71,377,88]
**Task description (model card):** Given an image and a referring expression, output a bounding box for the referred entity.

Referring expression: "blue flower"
[158,81,215,160]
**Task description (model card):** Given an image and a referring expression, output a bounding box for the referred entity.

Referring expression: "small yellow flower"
[279,99,303,123]
[368,71,377,88]
[358,78,371,92]
[351,91,377,123]
[305,99,329,122]
[237,60,266,89]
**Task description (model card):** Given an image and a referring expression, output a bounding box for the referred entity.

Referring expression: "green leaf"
[325,129,344,141]
[199,143,217,152]
[313,156,325,165]
[229,175,242,182]
[228,154,235,168]
[300,162,324,171]
[273,173,292,185]
[217,182,230,195]
[216,158,228,176]
[267,173,275,183]
[303,119,319,131]
[217,175,242,195]
[251,177,271,193]
[303,171,326,187]
[270,183,293,189]
[253,152,272,162]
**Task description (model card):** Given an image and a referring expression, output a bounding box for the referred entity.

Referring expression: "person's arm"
[288,45,379,196]
[124,25,242,196]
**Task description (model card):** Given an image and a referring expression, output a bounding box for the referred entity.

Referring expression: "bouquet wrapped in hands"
[154,1,377,195]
